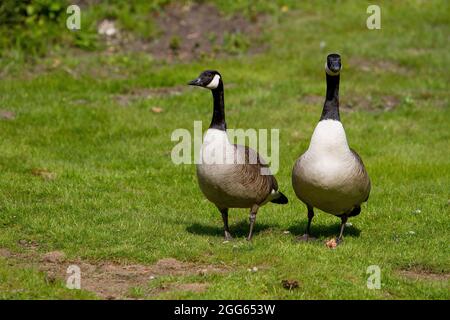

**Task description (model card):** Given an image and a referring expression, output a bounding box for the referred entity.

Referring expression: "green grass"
[0,258,95,299]
[0,0,449,299]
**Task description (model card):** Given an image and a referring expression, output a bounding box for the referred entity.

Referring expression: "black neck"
[320,73,340,121]
[210,81,226,131]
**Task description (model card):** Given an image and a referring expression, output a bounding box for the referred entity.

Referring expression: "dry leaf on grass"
[325,238,337,249]
[151,107,164,113]
[31,168,57,181]
[282,279,299,290]
[0,110,16,120]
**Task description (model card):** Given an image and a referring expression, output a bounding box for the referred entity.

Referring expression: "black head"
[188,70,222,89]
[325,53,342,76]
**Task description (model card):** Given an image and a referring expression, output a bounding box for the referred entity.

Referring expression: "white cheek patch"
[206,74,221,89]
[325,62,342,76]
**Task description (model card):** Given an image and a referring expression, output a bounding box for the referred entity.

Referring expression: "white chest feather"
[308,120,349,156]
[200,129,234,165]
[301,120,354,184]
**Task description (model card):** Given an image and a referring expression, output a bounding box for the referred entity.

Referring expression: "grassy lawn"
[0,0,449,299]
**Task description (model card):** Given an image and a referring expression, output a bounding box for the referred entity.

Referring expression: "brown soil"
[0,110,16,120]
[348,57,409,74]
[0,248,228,299]
[399,266,450,282]
[106,2,267,62]
[42,251,66,263]
[281,279,299,290]
[176,283,209,292]
[147,2,266,61]
[301,94,401,112]
[341,94,401,112]
[18,239,40,250]
[116,85,187,107]
[31,168,57,181]
[301,95,323,106]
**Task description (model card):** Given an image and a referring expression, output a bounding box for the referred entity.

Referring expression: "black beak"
[188,78,202,86]
[329,61,341,73]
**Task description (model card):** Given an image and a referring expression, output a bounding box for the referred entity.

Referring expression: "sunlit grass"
[0,0,448,299]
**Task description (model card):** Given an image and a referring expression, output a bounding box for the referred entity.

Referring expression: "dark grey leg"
[247,204,259,241]
[336,215,348,245]
[220,208,233,240]
[296,205,316,241]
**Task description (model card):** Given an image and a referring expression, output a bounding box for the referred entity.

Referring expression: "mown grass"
[0,0,449,299]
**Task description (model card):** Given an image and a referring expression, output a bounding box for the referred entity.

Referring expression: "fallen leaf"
[31,168,57,181]
[325,238,337,249]
[151,107,164,113]
[282,279,299,290]
[0,110,16,120]
[52,59,61,68]
[98,19,118,37]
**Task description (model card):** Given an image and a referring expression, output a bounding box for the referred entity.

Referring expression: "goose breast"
[292,149,370,215]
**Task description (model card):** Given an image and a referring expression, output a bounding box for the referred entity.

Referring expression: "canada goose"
[188,70,288,241]
[292,54,371,245]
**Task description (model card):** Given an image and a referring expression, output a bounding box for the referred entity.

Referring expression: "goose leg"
[336,215,348,245]
[296,205,316,242]
[247,204,259,241]
[220,208,233,240]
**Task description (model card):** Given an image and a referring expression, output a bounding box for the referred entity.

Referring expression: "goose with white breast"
[188,70,288,241]
[292,54,371,245]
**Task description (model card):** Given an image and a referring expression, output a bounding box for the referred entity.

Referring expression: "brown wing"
[232,144,278,203]
[350,148,371,202]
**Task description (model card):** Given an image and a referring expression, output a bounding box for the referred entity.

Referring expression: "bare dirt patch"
[18,239,40,250]
[116,85,187,107]
[415,91,448,108]
[42,251,66,263]
[0,110,16,120]
[147,2,267,62]
[0,248,228,299]
[300,94,401,112]
[281,279,299,290]
[341,94,401,112]
[399,267,450,282]
[301,95,323,106]
[170,282,209,293]
[349,57,409,74]
[86,2,266,63]
[31,168,57,181]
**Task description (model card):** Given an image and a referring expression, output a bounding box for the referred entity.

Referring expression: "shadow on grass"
[288,220,361,239]
[186,220,274,238]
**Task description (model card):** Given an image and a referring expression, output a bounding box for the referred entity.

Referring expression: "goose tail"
[270,191,288,205]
